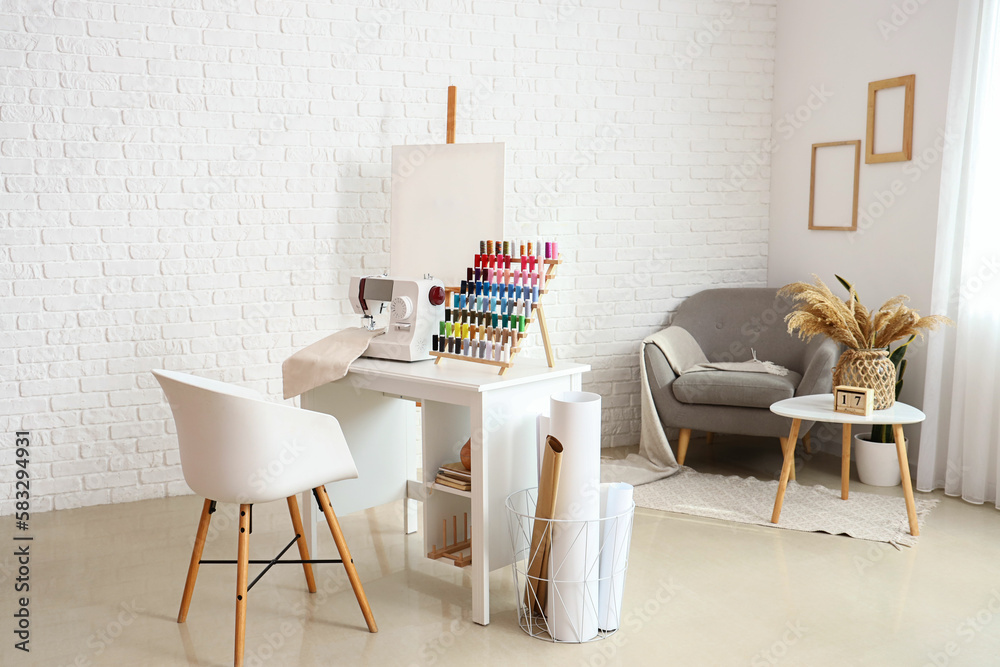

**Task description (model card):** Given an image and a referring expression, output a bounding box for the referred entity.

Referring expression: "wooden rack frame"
[427,513,471,567]
[429,256,561,375]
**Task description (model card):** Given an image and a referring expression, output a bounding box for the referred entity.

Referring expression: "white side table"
[769,394,926,536]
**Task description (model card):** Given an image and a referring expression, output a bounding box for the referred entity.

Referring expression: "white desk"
[769,394,925,536]
[298,356,590,625]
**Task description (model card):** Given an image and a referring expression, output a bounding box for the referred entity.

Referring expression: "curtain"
[917,0,1000,507]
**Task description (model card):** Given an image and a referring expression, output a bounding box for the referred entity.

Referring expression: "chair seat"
[672,369,802,409]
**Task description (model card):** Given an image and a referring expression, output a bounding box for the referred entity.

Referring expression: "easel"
[428,86,560,376]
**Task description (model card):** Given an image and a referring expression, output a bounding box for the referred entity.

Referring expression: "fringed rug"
[633,467,938,547]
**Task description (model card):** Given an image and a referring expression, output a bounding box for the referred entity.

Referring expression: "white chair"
[152,369,377,667]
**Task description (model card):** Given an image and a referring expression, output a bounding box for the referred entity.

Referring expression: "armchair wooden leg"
[705,431,714,446]
[803,431,812,455]
[779,438,796,481]
[286,495,317,594]
[235,505,251,667]
[315,486,378,633]
[677,428,692,466]
[178,498,214,623]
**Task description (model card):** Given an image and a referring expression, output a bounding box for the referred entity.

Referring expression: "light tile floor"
[3,436,1000,666]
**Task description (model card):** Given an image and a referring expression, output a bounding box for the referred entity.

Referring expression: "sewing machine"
[349,275,446,362]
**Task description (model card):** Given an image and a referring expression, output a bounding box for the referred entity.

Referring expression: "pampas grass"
[779,275,952,350]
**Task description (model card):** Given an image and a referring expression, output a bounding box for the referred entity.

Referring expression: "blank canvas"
[390,142,505,287]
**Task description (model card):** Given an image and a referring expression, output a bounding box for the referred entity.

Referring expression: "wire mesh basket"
[505,487,635,643]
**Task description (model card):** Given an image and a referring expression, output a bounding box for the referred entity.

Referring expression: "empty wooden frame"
[866,74,915,163]
[808,140,861,231]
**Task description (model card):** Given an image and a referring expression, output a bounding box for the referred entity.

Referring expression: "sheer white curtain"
[917,0,1000,507]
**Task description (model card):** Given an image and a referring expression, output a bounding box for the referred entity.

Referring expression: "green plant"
[835,275,914,443]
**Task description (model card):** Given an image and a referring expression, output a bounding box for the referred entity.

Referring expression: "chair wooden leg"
[235,504,251,667]
[315,486,378,633]
[286,495,317,593]
[705,431,714,446]
[178,498,213,623]
[803,431,812,454]
[677,428,692,466]
[779,437,796,481]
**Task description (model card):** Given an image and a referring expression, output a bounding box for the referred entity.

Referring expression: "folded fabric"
[659,326,788,377]
[686,350,789,376]
[282,327,385,399]
[658,326,710,375]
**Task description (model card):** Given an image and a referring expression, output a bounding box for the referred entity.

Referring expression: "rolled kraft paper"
[524,435,563,615]
[536,414,550,481]
[597,482,634,631]
[547,391,602,642]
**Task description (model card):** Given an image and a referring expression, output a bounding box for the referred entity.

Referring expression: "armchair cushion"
[671,368,802,409]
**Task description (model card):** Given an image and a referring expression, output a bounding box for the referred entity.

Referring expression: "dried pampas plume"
[778,275,952,349]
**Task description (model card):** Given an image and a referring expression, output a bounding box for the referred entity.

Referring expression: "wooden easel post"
[447,85,456,144]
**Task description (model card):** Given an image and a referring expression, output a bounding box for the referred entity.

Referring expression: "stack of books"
[435,462,471,491]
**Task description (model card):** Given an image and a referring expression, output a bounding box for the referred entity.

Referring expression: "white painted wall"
[0,0,776,513]
[767,0,960,444]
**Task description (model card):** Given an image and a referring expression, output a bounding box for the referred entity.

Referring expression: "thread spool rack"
[429,254,561,375]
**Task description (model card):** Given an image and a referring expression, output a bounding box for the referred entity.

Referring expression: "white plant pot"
[854,434,902,487]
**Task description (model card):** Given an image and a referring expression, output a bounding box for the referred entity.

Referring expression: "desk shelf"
[427,482,472,499]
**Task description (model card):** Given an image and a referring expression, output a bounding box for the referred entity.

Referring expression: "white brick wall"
[0,0,775,514]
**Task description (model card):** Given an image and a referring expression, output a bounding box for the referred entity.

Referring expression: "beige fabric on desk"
[601,328,682,486]
[282,327,385,399]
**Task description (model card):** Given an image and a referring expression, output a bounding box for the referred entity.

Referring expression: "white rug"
[633,467,939,547]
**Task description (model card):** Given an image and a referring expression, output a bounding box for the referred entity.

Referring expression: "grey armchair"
[645,287,838,475]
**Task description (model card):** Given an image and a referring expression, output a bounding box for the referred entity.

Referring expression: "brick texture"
[0,0,775,514]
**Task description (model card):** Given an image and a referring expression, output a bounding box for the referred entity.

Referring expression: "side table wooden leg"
[841,423,851,500]
[893,424,919,536]
[771,419,801,524]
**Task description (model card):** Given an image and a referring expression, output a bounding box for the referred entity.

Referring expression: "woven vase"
[833,349,896,409]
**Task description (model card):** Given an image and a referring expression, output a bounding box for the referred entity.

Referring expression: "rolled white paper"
[547,391,602,642]
[536,413,550,481]
[597,482,633,631]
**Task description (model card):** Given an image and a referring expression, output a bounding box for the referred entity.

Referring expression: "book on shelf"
[439,462,471,479]
[434,475,471,492]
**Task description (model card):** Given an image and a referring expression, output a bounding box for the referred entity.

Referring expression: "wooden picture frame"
[808,140,861,231]
[866,74,915,164]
